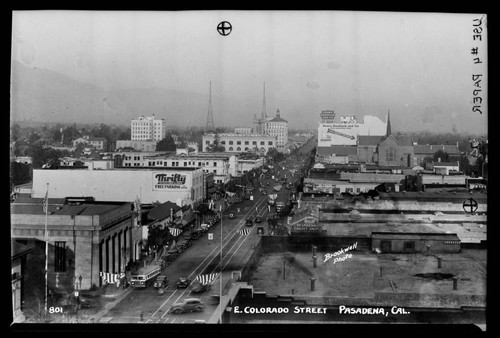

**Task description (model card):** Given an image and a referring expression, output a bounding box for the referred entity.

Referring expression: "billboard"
[153,172,188,190]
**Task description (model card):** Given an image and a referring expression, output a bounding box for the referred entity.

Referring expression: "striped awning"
[237,228,251,236]
[196,273,219,285]
[169,227,182,237]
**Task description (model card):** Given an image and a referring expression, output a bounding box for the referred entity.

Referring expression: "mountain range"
[10,61,255,129]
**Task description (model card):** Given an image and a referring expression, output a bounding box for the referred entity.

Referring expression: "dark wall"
[261,235,371,253]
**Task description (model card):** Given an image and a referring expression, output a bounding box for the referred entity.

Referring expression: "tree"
[433,150,449,163]
[205,133,225,152]
[10,162,31,188]
[118,128,131,140]
[156,135,177,151]
[458,154,470,174]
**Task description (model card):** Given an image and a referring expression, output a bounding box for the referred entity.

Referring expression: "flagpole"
[44,183,49,313]
[219,205,223,324]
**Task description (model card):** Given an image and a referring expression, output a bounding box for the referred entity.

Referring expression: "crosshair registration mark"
[217,21,232,36]
[463,198,478,214]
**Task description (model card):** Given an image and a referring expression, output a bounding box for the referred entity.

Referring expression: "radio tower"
[261,82,267,134]
[206,81,215,132]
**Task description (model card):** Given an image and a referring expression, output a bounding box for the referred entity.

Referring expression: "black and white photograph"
[9,10,487,331]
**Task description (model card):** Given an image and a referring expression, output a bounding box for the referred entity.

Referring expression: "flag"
[237,229,251,236]
[42,189,48,214]
[196,273,219,285]
[169,227,182,237]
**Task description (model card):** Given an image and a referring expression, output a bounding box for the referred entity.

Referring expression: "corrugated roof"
[317,146,357,156]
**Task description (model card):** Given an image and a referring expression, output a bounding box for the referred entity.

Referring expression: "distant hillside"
[10,61,252,128]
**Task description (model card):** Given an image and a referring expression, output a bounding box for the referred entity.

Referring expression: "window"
[221,141,225,145]
[229,147,233,151]
[184,162,187,167]
[229,141,233,145]
[268,141,273,145]
[345,187,353,193]
[260,141,265,145]
[252,141,257,145]
[205,140,210,145]
[54,241,66,272]
[198,162,202,166]
[237,141,241,145]
[237,147,241,151]
[245,147,249,151]
[213,162,217,167]
[244,141,249,145]
[404,241,415,251]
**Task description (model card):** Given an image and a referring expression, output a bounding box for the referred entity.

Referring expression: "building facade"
[266,109,288,151]
[32,167,205,206]
[11,197,142,290]
[131,115,167,141]
[115,140,158,152]
[202,133,277,155]
[113,151,173,167]
[72,136,108,151]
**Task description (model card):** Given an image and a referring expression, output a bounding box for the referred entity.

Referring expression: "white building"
[266,109,288,151]
[143,152,238,184]
[72,136,108,150]
[113,151,173,167]
[131,115,167,141]
[318,113,387,147]
[32,167,205,206]
[202,133,276,155]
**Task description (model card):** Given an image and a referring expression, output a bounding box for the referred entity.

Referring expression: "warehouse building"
[371,232,461,254]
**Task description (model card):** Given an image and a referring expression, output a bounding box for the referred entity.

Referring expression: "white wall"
[32,168,204,205]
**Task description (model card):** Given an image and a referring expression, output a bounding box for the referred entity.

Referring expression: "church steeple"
[386,110,392,137]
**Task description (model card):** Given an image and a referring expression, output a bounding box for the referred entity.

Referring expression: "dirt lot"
[248,249,486,307]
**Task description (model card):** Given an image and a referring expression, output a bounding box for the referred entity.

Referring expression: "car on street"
[191,282,211,294]
[176,277,191,288]
[254,216,263,223]
[154,275,168,289]
[190,230,203,240]
[245,218,253,227]
[168,298,206,314]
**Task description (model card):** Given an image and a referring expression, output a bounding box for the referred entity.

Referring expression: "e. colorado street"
[233,306,327,314]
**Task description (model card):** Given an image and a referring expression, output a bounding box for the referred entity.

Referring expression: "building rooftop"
[148,201,182,220]
[11,241,33,259]
[371,231,460,241]
[11,199,129,216]
[413,144,459,154]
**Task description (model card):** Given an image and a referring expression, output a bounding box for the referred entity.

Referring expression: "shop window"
[54,241,66,272]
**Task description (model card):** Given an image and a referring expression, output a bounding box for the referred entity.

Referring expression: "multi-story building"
[11,196,142,290]
[202,133,277,155]
[266,109,288,151]
[31,166,205,206]
[131,115,166,141]
[113,151,174,167]
[115,140,158,152]
[142,152,238,184]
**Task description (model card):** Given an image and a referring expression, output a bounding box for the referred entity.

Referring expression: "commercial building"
[11,242,33,323]
[115,140,158,152]
[202,133,277,155]
[413,144,460,167]
[11,197,142,290]
[303,172,404,195]
[371,232,461,254]
[234,127,253,134]
[113,151,173,167]
[131,115,167,141]
[31,166,205,206]
[266,109,288,151]
[142,152,239,184]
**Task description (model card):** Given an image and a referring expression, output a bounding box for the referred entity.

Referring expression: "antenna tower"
[206,81,215,132]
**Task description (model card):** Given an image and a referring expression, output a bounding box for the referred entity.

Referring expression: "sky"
[11,10,488,134]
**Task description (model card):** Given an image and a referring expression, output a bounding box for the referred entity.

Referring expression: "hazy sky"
[11,10,488,133]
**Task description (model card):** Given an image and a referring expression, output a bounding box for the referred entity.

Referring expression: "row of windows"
[206,140,273,146]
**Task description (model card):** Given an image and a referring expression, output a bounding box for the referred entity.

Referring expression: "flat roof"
[371,231,460,241]
[11,199,128,216]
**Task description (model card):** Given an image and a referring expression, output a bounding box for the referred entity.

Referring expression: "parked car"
[169,298,205,314]
[254,216,263,223]
[154,275,168,289]
[245,219,253,227]
[191,230,203,240]
[176,277,191,288]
